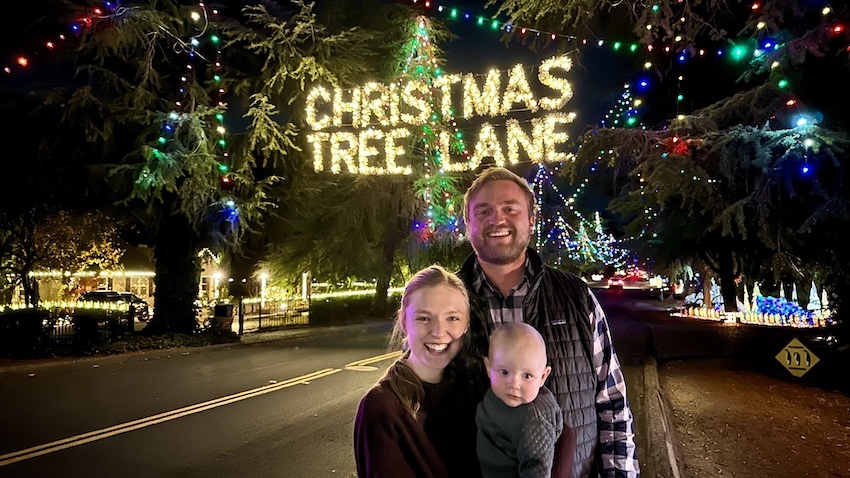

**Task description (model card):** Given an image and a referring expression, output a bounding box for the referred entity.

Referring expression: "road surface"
[2,288,764,477]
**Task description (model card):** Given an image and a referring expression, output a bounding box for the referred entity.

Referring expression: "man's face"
[466,180,534,266]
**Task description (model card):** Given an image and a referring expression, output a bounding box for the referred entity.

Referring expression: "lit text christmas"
[305,54,577,174]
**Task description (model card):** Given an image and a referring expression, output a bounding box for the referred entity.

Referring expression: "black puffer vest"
[459,249,599,478]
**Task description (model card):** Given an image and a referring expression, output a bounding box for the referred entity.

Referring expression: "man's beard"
[469,226,531,265]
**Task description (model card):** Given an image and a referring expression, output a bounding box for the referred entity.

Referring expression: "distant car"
[79,291,150,322]
[117,293,151,322]
[591,273,605,282]
[608,276,625,289]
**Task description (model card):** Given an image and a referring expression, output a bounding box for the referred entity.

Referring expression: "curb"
[643,356,684,478]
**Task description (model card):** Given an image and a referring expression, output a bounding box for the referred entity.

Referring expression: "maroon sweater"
[354,369,483,478]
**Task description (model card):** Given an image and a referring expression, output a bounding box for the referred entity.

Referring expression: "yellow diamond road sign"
[775,338,820,378]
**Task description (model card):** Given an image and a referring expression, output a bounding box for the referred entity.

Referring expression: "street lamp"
[260,273,269,308]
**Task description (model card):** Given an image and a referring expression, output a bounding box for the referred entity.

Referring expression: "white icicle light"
[330,132,358,173]
[439,130,468,172]
[306,86,332,130]
[307,132,330,172]
[463,70,502,118]
[333,87,362,127]
[471,122,506,166]
[538,56,573,110]
[384,128,412,175]
[358,129,386,174]
[400,81,430,125]
[501,64,538,114]
[506,118,543,164]
[361,82,390,127]
[435,74,462,118]
[543,112,577,162]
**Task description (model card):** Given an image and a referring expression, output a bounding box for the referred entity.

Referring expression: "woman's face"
[402,284,469,383]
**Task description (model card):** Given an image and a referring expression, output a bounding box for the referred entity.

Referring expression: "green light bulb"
[732,45,747,60]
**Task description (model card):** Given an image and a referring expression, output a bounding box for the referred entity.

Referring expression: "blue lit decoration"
[754,295,816,326]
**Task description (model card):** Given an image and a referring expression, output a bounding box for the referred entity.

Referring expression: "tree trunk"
[372,202,404,317]
[21,267,37,307]
[718,251,738,312]
[144,212,201,334]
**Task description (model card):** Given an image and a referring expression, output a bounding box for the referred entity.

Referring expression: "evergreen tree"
[18,0,388,332]
[490,0,850,330]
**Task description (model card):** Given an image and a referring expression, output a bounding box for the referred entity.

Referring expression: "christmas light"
[333,87,362,127]
[537,55,573,110]
[500,64,539,114]
[463,70,502,117]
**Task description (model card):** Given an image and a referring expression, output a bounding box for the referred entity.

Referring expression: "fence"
[205,297,310,334]
[0,304,136,356]
[42,305,136,343]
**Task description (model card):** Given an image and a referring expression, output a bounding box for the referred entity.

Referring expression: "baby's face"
[485,343,551,407]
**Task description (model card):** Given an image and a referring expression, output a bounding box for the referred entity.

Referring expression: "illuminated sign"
[305,55,577,174]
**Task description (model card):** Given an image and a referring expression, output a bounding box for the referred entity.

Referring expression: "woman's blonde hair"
[384,265,470,418]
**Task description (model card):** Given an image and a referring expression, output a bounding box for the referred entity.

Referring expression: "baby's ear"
[483,356,490,372]
[540,365,552,385]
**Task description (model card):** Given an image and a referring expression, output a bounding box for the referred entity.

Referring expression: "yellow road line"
[0,368,341,467]
[345,351,402,367]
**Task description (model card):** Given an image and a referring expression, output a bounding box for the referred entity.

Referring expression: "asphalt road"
[0,287,761,478]
[0,323,399,477]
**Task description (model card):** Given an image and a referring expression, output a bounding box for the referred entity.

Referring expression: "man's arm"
[588,290,640,477]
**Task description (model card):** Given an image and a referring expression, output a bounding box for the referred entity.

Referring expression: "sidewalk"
[657,357,850,477]
[0,320,393,372]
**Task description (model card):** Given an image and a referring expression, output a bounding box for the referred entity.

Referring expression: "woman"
[353,265,486,478]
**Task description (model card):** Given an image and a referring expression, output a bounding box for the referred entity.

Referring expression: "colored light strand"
[404,15,467,242]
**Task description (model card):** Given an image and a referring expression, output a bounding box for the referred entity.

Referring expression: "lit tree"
[19,0,389,332]
[260,6,462,315]
[490,0,850,328]
[402,15,468,243]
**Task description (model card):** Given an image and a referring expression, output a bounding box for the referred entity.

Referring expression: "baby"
[475,322,570,478]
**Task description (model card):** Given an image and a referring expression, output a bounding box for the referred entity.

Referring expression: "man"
[458,166,639,478]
